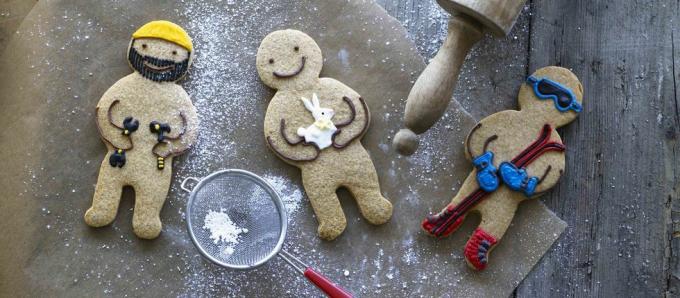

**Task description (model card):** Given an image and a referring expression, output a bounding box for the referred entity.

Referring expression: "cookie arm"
[265,120,320,163]
[264,99,319,163]
[532,163,564,195]
[95,94,132,149]
[315,78,369,148]
[331,95,369,148]
[153,102,199,158]
[464,123,498,161]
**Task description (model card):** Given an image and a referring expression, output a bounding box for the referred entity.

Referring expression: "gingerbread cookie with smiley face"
[256,29,393,240]
[84,21,199,239]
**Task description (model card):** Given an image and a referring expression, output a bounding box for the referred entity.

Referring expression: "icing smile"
[273,56,306,78]
[144,61,175,72]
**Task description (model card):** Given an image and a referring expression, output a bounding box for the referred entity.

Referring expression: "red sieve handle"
[303,267,353,298]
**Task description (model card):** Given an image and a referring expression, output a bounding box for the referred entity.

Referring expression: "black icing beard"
[128,45,190,82]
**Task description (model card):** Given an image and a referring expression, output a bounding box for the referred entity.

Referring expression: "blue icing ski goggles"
[526,76,582,113]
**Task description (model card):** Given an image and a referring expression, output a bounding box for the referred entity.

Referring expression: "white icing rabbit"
[297,93,337,149]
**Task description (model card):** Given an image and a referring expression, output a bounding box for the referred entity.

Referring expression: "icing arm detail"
[267,136,320,162]
[152,112,194,159]
[281,119,304,145]
[332,97,369,149]
[95,102,133,151]
[334,96,356,128]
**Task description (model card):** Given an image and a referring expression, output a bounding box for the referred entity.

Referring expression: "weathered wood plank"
[517,1,676,297]
[666,2,680,296]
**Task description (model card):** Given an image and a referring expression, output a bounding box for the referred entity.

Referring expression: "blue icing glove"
[499,162,538,197]
[523,176,538,197]
[472,151,499,192]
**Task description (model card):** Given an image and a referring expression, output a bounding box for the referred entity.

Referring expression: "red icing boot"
[464,228,498,270]
[421,207,466,238]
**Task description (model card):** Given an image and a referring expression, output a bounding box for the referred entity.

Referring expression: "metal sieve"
[181,169,351,297]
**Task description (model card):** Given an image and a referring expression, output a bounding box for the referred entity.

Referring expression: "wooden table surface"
[0,0,676,296]
[376,0,679,296]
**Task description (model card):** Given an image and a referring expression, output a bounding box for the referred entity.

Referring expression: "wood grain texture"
[379,0,679,296]
[669,3,680,295]
[519,1,676,297]
[438,0,526,37]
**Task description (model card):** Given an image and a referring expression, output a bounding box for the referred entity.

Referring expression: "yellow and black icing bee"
[109,148,126,168]
[157,156,165,170]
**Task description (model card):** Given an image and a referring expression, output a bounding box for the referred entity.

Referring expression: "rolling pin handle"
[393,128,419,156]
[394,13,484,156]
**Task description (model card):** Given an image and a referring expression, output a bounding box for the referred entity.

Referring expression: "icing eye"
[294,46,299,52]
[269,58,274,64]
[321,112,325,115]
[172,50,177,55]
[142,44,147,49]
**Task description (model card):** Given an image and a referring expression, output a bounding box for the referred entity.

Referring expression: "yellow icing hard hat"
[132,20,193,51]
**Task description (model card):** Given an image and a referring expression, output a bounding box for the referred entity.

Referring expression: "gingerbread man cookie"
[257,29,393,240]
[84,21,199,239]
[422,66,583,270]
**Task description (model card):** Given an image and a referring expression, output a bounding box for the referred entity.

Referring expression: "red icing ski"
[422,124,565,237]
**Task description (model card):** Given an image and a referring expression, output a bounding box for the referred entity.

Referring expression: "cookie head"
[256,29,323,90]
[518,66,584,127]
[127,20,193,82]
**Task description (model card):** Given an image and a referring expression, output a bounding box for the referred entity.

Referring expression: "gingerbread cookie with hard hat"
[84,20,199,239]
[257,29,393,240]
[421,66,583,270]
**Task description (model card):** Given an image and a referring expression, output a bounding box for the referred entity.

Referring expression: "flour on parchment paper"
[262,173,303,220]
[22,0,457,296]
[203,209,249,255]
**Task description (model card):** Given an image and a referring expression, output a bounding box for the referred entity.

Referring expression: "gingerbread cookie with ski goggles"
[422,66,584,271]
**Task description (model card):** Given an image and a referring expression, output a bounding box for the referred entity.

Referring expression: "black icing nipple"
[149,121,171,142]
[122,117,139,135]
[109,149,126,168]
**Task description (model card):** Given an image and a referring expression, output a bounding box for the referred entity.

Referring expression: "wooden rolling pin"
[393,0,526,155]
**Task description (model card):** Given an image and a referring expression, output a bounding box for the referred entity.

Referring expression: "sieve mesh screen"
[186,170,286,269]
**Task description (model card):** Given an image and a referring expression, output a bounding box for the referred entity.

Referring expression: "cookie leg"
[463,190,519,270]
[84,162,124,227]
[301,172,346,241]
[131,173,172,239]
[422,172,477,237]
[344,176,392,226]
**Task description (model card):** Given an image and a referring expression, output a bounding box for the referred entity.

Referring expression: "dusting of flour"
[262,173,303,220]
[14,0,548,296]
[202,209,249,255]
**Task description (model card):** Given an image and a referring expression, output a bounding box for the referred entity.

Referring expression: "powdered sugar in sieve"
[203,209,249,255]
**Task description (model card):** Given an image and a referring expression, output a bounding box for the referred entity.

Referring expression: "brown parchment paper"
[0,0,565,296]
[0,0,37,53]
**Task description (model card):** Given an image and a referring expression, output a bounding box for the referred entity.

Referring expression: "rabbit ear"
[312,93,320,108]
[301,97,315,111]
